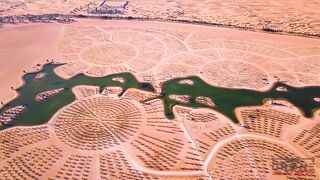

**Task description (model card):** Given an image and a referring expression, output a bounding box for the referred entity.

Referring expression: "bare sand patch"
[0,0,91,15]
[0,23,62,105]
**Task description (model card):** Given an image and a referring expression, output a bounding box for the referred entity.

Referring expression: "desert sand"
[0,1,320,179]
[129,0,320,36]
[1,19,319,106]
[1,0,320,37]
[0,23,62,106]
[1,85,319,179]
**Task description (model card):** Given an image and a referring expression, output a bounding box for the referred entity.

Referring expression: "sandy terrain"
[1,0,320,37]
[1,86,319,179]
[0,19,319,104]
[0,0,91,15]
[53,19,320,92]
[0,23,62,105]
[129,0,320,36]
[0,19,319,179]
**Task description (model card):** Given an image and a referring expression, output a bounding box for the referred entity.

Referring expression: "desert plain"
[0,1,320,180]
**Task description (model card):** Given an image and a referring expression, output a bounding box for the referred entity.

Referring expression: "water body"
[0,63,154,130]
[0,63,319,130]
[163,77,320,122]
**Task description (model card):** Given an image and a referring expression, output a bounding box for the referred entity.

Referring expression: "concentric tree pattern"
[55,96,143,150]
[80,42,138,66]
[1,22,320,179]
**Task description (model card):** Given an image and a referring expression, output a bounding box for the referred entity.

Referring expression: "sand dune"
[1,1,319,37]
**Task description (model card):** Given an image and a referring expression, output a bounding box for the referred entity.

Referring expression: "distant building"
[88,0,129,15]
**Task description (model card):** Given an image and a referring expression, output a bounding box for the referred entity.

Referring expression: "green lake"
[0,63,319,130]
